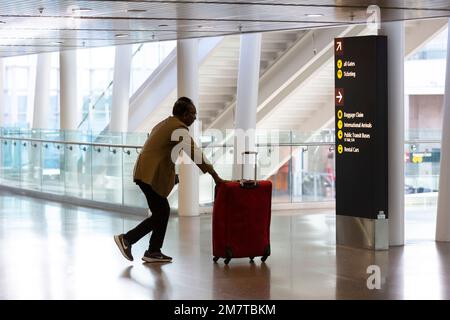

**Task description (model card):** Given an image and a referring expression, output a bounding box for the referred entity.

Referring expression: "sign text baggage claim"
[344,112,364,119]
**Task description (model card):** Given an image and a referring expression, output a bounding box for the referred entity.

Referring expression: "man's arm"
[188,136,225,184]
[172,127,225,185]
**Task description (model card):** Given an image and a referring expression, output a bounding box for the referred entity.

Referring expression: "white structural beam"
[436,19,450,242]
[405,18,448,58]
[110,45,132,133]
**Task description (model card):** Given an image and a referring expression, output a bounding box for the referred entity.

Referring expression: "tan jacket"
[133,116,215,197]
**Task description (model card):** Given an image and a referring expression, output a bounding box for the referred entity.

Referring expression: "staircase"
[129,30,307,133]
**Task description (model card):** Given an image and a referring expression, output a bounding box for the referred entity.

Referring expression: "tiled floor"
[0,190,449,299]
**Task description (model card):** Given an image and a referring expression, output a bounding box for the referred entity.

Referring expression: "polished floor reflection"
[0,191,449,299]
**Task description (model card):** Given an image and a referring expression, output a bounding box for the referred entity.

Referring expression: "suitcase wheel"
[213,256,219,263]
[249,257,254,263]
[261,245,270,263]
[224,257,231,265]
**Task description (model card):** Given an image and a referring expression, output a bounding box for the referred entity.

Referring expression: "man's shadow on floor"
[120,262,172,299]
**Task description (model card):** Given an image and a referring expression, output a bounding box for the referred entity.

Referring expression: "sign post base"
[336,215,389,250]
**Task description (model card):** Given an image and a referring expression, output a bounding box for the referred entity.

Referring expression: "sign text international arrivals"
[334,36,388,220]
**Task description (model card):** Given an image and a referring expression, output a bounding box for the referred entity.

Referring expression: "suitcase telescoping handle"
[240,151,258,189]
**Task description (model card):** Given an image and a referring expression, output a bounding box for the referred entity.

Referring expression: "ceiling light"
[115,33,129,38]
[51,41,63,45]
[127,9,147,13]
[72,8,92,13]
[305,13,324,18]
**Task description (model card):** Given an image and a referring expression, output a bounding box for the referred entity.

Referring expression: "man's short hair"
[173,97,194,117]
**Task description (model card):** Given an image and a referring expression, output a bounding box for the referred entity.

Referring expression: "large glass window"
[1,40,176,131]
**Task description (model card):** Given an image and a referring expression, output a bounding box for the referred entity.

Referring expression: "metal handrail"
[0,136,335,149]
[405,139,441,144]
[0,136,142,150]
[202,142,335,148]
[0,135,441,150]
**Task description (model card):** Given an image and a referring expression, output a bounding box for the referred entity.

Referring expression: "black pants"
[124,181,170,253]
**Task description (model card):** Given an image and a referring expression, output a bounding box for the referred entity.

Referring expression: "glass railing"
[0,128,149,208]
[404,138,441,208]
[0,127,442,210]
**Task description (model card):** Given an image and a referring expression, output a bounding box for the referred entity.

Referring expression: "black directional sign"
[334,36,388,220]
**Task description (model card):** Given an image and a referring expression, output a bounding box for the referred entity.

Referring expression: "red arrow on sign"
[335,88,344,106]
[335,39,343,55]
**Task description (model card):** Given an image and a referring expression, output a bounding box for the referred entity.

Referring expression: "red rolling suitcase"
[212,151,272,264]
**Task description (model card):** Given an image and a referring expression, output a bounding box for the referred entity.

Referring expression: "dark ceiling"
[1,0,449,57]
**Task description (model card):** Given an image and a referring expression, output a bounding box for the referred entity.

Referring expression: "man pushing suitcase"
[114,97,226,263]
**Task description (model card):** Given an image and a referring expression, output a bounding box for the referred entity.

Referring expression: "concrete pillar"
[405,94,410,139]
[59,50,79,196]
[0,59,4,127]
[381,21,405,246]
[110,45,132,133]
[233,33,262,180]
[177,39,200,217]
[109,45,132,204]
[0,59,4,171]
[27,56,36,128]
[60,50,78,130]
[30,53,51,185]
[10,63,18,126]
[436,19,450,242]
[33,53,51,129]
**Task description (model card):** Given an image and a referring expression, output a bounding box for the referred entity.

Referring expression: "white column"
[381,22,405,246]
[60,50,78,130]
[436,19,450,242]
[0,59,3,170]
[60,50,79,196]
[404,94,410,139]
[109,45,132,204]
[0,59,4,127]
[10,64,18,125]
[233,33,262,180]
[110,45,132,133]
[177,39,200,217]
[27,56,37,128]
[32,53,51,129]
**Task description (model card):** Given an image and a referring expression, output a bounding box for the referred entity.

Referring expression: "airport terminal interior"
[1,1,450,300]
